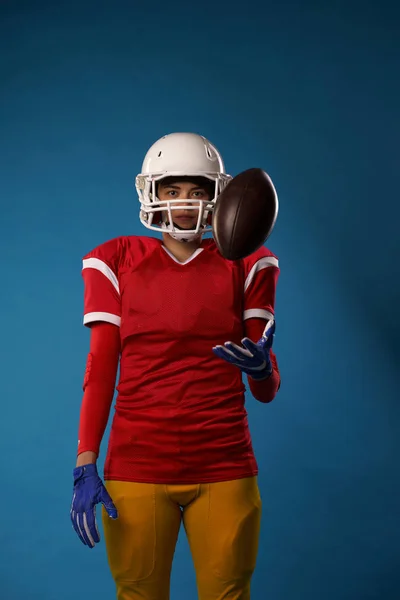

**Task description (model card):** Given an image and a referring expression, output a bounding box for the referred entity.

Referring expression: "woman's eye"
[168,190,177,197]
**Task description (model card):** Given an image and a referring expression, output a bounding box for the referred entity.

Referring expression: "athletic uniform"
[78,234,280,600]
[72,131,281,600]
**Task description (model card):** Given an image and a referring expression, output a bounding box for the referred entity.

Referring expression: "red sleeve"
[242,246,281,403]
[82,237,122,327]
[244,318,281,404]
[242,245,279,323]
[77,322,120,456]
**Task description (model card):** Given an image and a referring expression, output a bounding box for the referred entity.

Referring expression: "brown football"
[212,168,278,260]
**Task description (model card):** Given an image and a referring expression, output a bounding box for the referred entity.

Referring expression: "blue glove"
[70,463,118,548]
[212,319,275,381]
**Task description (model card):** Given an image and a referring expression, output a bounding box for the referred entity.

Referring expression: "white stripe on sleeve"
[243,309,274,321]
[244,256,279,292]
[82,258,120,295]
[83,312,121,327]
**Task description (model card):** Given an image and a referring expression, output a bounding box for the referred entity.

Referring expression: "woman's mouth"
[173,215,196,225]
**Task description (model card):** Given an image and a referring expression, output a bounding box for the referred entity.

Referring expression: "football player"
[71,132,281,600]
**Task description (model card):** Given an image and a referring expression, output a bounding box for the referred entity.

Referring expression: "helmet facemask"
[137,173,230,242]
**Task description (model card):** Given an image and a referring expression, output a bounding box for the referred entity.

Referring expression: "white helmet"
[135,132,232,242]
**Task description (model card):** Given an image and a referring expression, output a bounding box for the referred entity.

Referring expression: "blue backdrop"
[0,1,399,599]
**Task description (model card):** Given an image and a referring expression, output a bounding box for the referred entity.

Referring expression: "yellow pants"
[102,476,262,600]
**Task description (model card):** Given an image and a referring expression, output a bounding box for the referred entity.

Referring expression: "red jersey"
[82,235,280,484]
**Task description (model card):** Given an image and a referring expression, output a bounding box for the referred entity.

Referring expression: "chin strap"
[161,222,204,243]
[169,231,203,243]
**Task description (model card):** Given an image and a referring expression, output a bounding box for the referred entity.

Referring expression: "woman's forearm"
[75,322,120,463]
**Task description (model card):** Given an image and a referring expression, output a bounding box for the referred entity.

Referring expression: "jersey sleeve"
[242,246,281,403]
[82,237,122,327]
[242,246,280,322]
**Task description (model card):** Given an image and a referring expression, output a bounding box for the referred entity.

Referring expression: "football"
[212,168,278,260]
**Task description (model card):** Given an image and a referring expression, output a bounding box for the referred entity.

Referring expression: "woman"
[71,132,281,600]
